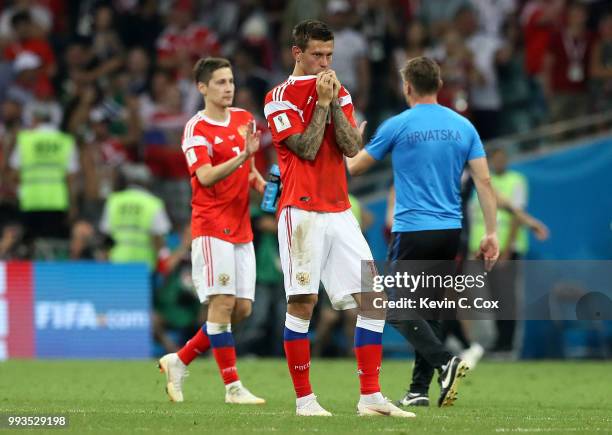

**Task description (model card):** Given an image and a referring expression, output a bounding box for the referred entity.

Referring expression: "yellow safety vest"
[17,129,75,211]
[469,171,528,254]
[107,189,164,270]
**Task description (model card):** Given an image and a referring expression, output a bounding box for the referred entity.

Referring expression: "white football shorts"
[191,236,256,303]
[277,206,375,310]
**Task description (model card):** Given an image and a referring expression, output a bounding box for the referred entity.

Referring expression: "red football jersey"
[264,75,356,214]
[181,108,254,243]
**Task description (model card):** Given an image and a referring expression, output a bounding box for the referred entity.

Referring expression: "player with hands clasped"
[265,20,414,418]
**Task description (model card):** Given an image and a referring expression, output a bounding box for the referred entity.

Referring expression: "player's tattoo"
[284,103,328,161]
[330,100,362,157]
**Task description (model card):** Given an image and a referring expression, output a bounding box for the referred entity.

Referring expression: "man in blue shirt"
[348,57,499,408]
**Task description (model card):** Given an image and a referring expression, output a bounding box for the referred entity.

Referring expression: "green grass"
[1,359,611,434]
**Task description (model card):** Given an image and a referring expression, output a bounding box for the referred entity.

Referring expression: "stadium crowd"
[0,0,611,355]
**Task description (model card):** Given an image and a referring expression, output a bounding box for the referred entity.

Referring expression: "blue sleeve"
[364,117,397,161]
[467,124,486,161]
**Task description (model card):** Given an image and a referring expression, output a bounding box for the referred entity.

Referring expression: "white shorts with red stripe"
[191,236,256,304]
[277,206,374,310]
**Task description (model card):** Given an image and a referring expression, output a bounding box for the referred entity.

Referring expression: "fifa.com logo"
[372,272,487,293]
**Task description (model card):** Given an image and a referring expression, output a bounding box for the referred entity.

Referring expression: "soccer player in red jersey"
[159,58,265,405]
[264,20,414,417]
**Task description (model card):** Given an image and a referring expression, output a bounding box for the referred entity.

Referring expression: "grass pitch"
[1,359,611,434]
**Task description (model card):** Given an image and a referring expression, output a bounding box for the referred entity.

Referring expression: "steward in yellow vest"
[99,164,170,271]
[9,115,78,240]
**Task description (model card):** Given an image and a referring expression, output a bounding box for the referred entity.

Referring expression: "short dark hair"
[400,56,441,96]
[292,20,334,51]
[11,11,31,27]
[193,57,232,84]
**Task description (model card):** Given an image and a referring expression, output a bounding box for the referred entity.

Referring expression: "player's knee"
[232,300,252,323]
[287,294,317,319]
[209,294,236,318]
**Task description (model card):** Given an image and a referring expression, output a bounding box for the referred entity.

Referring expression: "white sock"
[296,393,316,408]
[359,392,385,405]
[285,313,310,333]
[206,322,231,334]
[356,315,385,333]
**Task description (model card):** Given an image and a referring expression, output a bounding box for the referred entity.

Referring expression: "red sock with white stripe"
[283,313,313,400]
[207,322,240,386]
[177,325,210,365]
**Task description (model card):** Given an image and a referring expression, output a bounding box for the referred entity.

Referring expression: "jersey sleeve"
[182,121,212,175]
[467,124,486,161]
[338,86,357,128]
[264,90,305,143]
[364,117,397,161]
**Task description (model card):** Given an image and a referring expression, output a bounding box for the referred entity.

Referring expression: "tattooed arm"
[284,72,335,161]
[330,98,362,157]
[284,102,329,161]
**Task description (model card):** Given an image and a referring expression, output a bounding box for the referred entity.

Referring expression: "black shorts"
[387,229,462,321]
[387,229,462,262]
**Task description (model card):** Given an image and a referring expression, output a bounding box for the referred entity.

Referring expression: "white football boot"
[295,394,332,416]
[158,353,188,402]
[358,394,417,418]
[225,381,266,405]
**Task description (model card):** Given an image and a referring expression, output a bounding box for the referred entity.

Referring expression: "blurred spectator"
[232,43,271,111]
[470,0,517,37]
[79,108,131,222]
[155,1,221,74]
[0,0,53,39]
[326,0,370,113]
[8,108,79,243]
[239,9,274,70]
[4,11,56,78]
[392,20,429,97]
[140,73,191,228]
[99,164,170,271]
[0,98,23,179]
[56,37,97,100]
[543,2,595,123]
[417,0,471,40]
[6,51,45,107]
[116,0,163,52]
[457,6,504,139]
[280,0,327,44]
[359,0,403,123]
[69,219,102,260]
[125,47,152,96]
[497,16,538,135]
[521,0,565,77]
[589,13,612,114]
[520,0,565,119]
[88,4,124,81]
[0,221,27,260]
[428,28,480,119]
[469,148,529,353]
